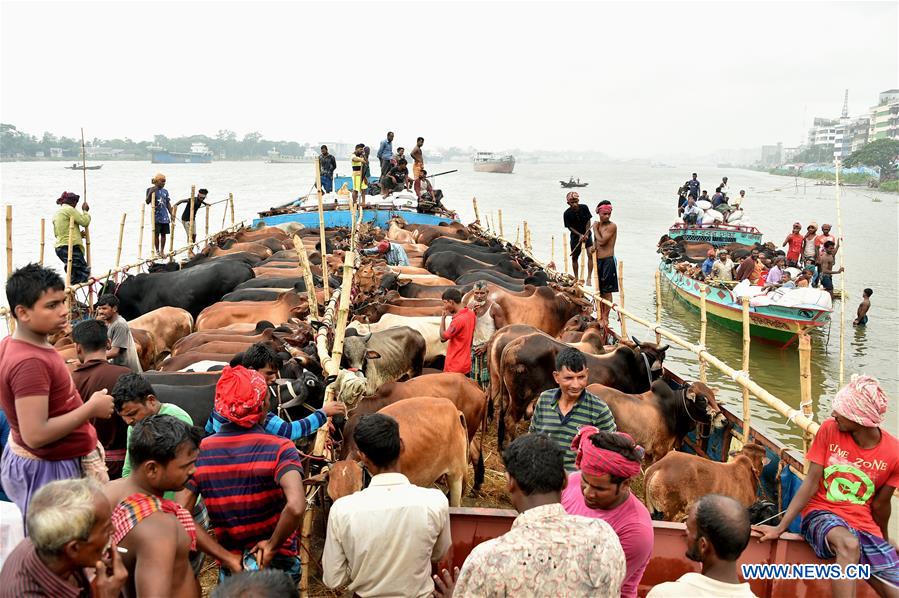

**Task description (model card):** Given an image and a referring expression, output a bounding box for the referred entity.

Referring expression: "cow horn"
[658,344,670,352]
[631,335,641,346]
[363,332,373,342]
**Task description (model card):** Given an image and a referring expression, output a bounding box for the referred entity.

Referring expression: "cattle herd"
[49,215,777,522]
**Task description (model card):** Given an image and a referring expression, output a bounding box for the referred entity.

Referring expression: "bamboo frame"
[39,218,45,265]
[138,201,146,259]
[550,235,555,267]
[315,156,330,303]
[229,193,235,226]
[618,260,628,338]
[115,213,127,268]
[150,191,157,257]
[798,332,813,454]
[65,215,75,324]
[741,296,751,444]
[591,246,600,293]
[80,129,91,267]
[293,234,320,319]
[5,206,12,278]
[472,197,480,224]
[498,209,504,237]
[834,159,845,387]
[188,185,196,251]
[205,198,210,238]
[654,270,662,344]
[699,284,708,383]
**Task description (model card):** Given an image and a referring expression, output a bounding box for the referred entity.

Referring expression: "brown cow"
[232,226,290,243]
[128,306,194,360]
[171,322,313,356]
[489,286,590,337]
[644,443,768,521]
[406,222,470,245]
[353,302,444,322]
[328,396,469,506]
[195,292,309,331]
[206,241,273,259]
[588,380,725,463]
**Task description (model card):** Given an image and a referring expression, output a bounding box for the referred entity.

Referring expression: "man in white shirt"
[647,494,757,597]
[322,413,451,597]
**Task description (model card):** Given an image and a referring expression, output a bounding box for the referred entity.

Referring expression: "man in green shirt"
[529,347,617,471]
[52,191,91,283]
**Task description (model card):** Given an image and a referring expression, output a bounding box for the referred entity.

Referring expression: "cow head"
[632,336,669,378]
[342,332,378,374]
[272,369,327,419]
[729,442,769,476]
[327,459,365,501]
[748,500,780,526]
[684,381,726,429]
[355,264,381,296]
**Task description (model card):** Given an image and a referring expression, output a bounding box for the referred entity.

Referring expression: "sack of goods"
[726,209,744,223]
[701,209,724,224]
[697,199,712,210]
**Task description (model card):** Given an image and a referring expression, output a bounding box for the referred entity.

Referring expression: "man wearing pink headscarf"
[756,375,899,597]
[562,426,653,598]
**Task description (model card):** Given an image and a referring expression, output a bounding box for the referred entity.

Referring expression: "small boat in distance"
[473,151,515,174]
[65,163,103,170]
[151,142,214,164]
[560,176,588,188]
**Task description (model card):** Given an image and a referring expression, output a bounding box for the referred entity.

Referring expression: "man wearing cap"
[361,239,410,266]
[562,428,653,598]
[755,375,899,596]
[563,192,593,283]
[592,201,618,327]
[173,188,209,244]
[701,249,716,278]
[178,366,306,583]
[710,250,734,281]
[144,174,173,257]
[52,191,92,283]
[782,223,804,267]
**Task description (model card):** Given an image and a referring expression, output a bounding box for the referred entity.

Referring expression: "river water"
[1,159,896,449]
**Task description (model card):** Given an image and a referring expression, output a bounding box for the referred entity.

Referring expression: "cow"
[397,274,457,286]
[327,396,469,506]
[386,217,419,244]
[347,315,444,364]
[206,240,273,259]
[181,251,265,269]
[487,286,590,337]
[236,274,341,290]
[230,226,290,244]
[588,380,726,463]
[405,221,470,244]
[195,292,310,331]
[342,327,426,393]
[425,252,527,281]
[171,323,313,356]
[101,260,255,320]
[128,307,194,361]
[495,335,669,448]
[141,371,222,387]
[353,302,444,322]
[644,443,768,522]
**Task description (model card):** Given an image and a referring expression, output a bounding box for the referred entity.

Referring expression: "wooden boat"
[64,164,103,170]
[668,221,762,247]
[659,261,831,344]
[560,177,589,188]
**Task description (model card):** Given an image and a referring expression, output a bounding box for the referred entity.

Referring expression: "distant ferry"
[151,142,214,164]
[473,151,515,174]
[267,148,316,164]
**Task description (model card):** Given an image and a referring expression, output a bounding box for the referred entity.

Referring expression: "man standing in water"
[592,201,618,327]
[853,288,872,326]
[563,192,593,283]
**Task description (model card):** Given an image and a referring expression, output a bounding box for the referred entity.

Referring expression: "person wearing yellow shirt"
[52,191,91,283]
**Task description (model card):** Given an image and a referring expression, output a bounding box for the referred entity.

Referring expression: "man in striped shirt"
[528,347,617,472]
[179,366,305,583]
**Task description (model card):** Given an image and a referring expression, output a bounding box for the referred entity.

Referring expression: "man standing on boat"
[377,131,394,183]
[735,249,759,284]
[682,196,702,225]
[318,146,337,193]
[350,144,367,208]
[710,250,735,281]
[592,201,618,327]
[563,192,593,284]
[701,250,716,278]
[755,375,899,597]
[685,173,701,199]
[411,137,425,182]
[782,222,804,267]
[52,191,91,284]
[800,223,819,281]
[818,241,843,297]
[144,173,173,257]
[172,188,208,245]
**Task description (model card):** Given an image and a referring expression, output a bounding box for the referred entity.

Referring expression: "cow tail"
[187,312,195,333]
[474,402,487,491]
[643,463,660,517]
[459,411,472,492]
[496,363,507,451]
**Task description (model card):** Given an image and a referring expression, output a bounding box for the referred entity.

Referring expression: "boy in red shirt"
[439,289,476,375]
[0,264,114,520]
[755,375,899,596]
[782,222,804,267]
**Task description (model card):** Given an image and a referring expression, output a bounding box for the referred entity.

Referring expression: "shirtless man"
[591,201,618,327]
[104,415,240,598]
[467,281,508,390]
[817,241,844,298]
[853,288,872,326]
[410,137,425,181]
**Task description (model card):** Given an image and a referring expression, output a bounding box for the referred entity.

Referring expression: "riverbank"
[768,168,874,185]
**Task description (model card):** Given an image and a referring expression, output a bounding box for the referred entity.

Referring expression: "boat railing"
[669,221,761,235]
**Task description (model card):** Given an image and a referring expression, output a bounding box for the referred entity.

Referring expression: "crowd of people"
[676,173,746,220]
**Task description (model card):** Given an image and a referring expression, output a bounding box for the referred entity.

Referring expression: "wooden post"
[5,206,12,279]
[522,221,528,250]
[486,212,494,232]
[741,296,751,443]
[331,251,356,368]
[150,191,157,257]
[138,201,146,259]
[591,246,600,292]
[699,284,708,383]
[564,232,569,275]
[39,218,45,266]
[551,235,555,268]
[293,235,320,319]
[618,260,628,338]
[65,215,75,324]
[168,199,176,256]
[515,225,520,247]
[80,129,92,267]
[834,159,845,387]
[115,213,127,268]
[472,198,480,224]
[798,331,813,454]
[316,159,330,303]
[204,200,210,238]
[229,193,235,226]
[498,209,504,237]
[221,196,229,229]
[654,270,662,344]
[188,185,196,251]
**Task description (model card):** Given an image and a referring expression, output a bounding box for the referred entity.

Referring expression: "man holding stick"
[563,192,593,283]
[52,192,91,284]
[145,174,173,257]
[173,188,208,244]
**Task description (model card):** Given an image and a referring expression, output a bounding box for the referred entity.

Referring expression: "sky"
[1,0,896,158]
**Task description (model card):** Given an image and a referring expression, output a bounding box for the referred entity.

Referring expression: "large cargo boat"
[266,148,316,163]
[473,151,515,173]
[151,142,214,164]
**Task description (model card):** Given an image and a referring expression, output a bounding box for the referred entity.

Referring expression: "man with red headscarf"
[592,201,618,327]
[52,191,91,283]
[361,238,410,266]
[562,427,653,598]
[177,366,306,584]
[756,375,899,596]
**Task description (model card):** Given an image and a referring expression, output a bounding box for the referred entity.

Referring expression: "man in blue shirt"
[685,173,700,199]
[319,145,338,193]
[701,249,716,278]
[362,239,410,266]
[145,173,173,256]
[377,132,394,184]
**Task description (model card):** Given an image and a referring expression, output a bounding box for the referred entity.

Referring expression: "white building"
[867,89,899,142]
[808,118,838,148]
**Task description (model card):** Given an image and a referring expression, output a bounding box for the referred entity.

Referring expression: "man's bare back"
[104,479,200,598]
[593,221,617,259]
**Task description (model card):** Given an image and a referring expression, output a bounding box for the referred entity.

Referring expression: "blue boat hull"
[152,151,213,164]
[254,208,453,229]
[668,224,762,247]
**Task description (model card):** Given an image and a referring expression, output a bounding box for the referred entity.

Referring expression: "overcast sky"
[1,0,896,157]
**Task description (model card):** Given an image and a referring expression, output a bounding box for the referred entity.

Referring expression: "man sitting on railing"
[755,375,899,597]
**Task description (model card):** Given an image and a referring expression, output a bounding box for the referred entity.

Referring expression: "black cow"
[426,252,526,280]
[101,260,254,320]
[237,274,341,290]
[182,251,265,269]
[222,282,309,302]
[424,237,506,260]
[455,270,548,288]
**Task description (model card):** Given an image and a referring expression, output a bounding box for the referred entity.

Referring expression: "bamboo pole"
[188,185,196,251]
[229,193,235,226]
[138,201,146,259]
[39,218,45,265]
[834,159,845,387]
[315,157,330,303]
[330,250,356,369]
[115,213,127,268]
[551,235,555,267]
[515,225,520,247]
[150,190,158,257]
[798,332,813,455]
[65,215,75,324]
[168,196,176,256]
[205,200,210,238]
[654,270,662,344]
[699,284,708,383]
[472,197,480,224]
[5,206,12,279]
[498,209,504,237]
[293,234,320,319]
[591,246,600,293]
[80,129,92,267]
[741,296,751,443]
[618,260,628,338]
[221,196,229,229]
